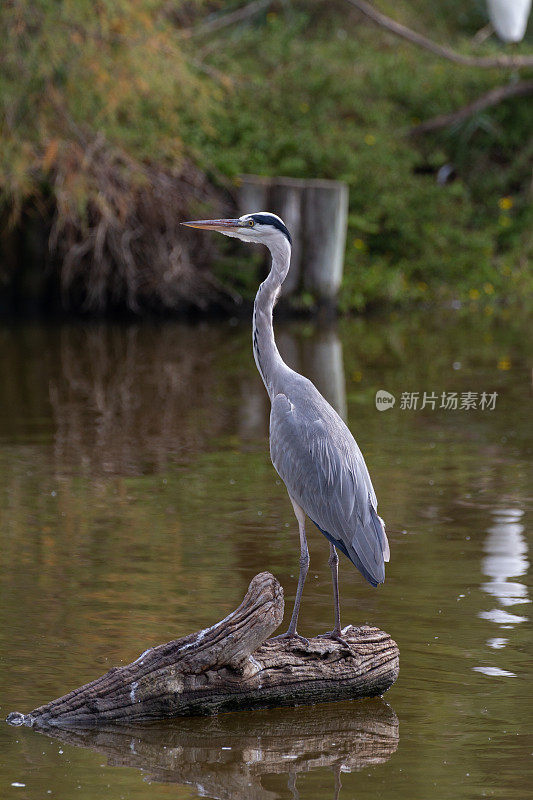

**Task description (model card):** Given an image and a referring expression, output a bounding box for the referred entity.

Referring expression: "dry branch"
[7,572,399,726]
[410,79,533,135]
[346,0,533,69]
[189,0,273,37]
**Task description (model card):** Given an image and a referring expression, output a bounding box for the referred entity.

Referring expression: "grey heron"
[182,212,389,643]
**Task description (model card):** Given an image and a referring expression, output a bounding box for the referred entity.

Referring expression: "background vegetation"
[0,0,532,314]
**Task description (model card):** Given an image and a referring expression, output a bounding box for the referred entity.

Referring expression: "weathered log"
[6,572,399,726]
[23,703,399,799]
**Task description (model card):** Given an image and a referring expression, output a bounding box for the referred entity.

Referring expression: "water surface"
[0,311,531,799]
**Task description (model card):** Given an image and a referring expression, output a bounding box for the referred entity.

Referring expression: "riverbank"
[1,1,531,316]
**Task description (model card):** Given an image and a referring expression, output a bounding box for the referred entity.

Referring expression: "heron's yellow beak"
[181,218,241,232]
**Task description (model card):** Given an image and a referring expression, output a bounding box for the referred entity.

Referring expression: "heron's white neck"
[252,236,291,400]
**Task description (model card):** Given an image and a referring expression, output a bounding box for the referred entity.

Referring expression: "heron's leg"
[329,543,342,634]
[318,543,350,648]
[270,497,309,644]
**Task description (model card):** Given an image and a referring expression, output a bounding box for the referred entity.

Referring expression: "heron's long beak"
[181,218,241,232]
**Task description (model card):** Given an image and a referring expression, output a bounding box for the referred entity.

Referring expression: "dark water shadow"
[30,700,398,800]
[0,321,347,475]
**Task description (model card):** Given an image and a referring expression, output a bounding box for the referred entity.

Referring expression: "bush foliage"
[0,0,531,313]
[199,0,532,311]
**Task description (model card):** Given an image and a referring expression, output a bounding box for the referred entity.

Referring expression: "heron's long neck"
[252,238,291,400]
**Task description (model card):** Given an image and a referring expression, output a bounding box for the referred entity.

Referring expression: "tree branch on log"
[6,572,399,726]
[410,79,533,135]
[345,0,533,69]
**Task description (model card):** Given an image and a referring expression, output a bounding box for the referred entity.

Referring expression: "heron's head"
[182,212,292,248]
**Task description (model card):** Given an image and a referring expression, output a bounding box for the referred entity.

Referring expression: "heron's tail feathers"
[311,519,385,588]
[370,505,390,563]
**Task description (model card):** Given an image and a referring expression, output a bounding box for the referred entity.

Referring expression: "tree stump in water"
[6,572,399,727]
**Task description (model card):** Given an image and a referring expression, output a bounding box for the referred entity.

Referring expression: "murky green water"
[0,311,531,799]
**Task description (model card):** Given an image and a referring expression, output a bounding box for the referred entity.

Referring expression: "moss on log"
[7,572,399,726]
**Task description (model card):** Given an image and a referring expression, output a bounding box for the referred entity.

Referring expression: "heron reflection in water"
[182,213,389,643]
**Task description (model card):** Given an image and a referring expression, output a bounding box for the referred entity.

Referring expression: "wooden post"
[237,175,271,219]
[268,178,305,297]
[237,176,349,304]
[303,179,348,303]
[7,573,398,726]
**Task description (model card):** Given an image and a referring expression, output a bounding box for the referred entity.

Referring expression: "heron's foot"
[269,629,309,646]
[317,629,351,649]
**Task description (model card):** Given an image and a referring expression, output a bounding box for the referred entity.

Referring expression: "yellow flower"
[469,288,480,300]
[352,370,363,383]
[364,134,376,146]
[498,197,513,210]
[353,238,366,251]
[483,282,494,294]
[497,358,511,370]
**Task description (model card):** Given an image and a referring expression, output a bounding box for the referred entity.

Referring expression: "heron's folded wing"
[270,393,388,586]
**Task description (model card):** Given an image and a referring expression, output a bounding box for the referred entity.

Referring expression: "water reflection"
[31,701,399,800]
[477,508,529,673]
[278,327,347,420]
[0,323,347,474]
[2,313,532,800]
[480,509,529,609]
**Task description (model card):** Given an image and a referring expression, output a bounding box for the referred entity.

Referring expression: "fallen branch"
[7,572,399,726]
[410,79,533,135]
[346,0,533,69]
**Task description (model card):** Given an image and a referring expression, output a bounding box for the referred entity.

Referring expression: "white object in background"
[487,0,532,42]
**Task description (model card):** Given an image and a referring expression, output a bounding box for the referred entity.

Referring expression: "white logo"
[375,390,396,411]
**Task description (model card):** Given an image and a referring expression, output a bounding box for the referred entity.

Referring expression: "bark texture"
[7,572,399,727]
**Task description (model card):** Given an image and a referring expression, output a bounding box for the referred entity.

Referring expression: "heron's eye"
[247,219,255,227]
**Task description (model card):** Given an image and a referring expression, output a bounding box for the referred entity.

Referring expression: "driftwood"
[6,572,399,727]
[23,703,399,799]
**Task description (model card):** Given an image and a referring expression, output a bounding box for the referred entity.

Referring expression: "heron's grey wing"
[270,392,389,587]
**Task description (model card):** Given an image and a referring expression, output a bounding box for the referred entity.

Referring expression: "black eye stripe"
[250,214,292,245]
